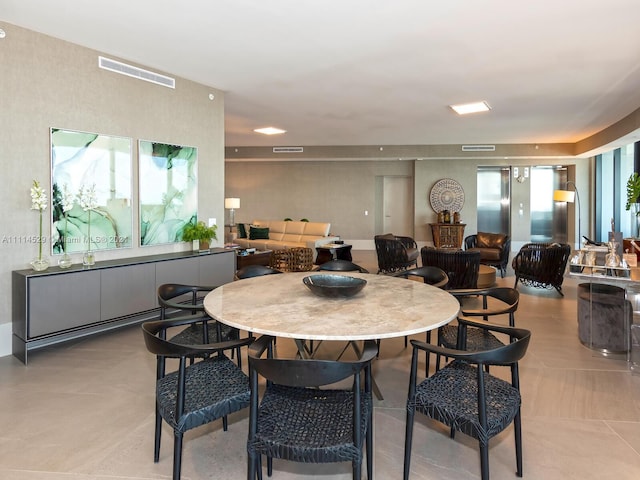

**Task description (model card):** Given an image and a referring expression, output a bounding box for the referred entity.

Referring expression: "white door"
[383,176,414,236]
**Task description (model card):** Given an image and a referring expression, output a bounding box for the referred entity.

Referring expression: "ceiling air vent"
[98,56,175,89]
[461,145,496,152]
[273,147,304,153]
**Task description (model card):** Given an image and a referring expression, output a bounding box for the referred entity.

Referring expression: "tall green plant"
[626,172,640,212]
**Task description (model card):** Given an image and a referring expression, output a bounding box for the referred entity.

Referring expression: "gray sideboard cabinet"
[12,249,235,364]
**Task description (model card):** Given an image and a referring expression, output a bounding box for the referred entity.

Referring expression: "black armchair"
[404,319,531,480]
[512,242,571,296]
[464,232,511,277]
[374,234,419,274]
[420,247,480,289]
[142,316,254,480]
[247,335,377,480]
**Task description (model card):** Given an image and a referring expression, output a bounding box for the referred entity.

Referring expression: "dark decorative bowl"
[303,274,367,298]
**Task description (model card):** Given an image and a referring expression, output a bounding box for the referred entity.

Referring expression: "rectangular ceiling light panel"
[450,101,491,115]
[98,56,175,89]
[273,147,303,153]
[461,145,496,152]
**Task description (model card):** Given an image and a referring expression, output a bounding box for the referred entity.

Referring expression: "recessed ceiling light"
[450,101,491,115]
[254,127,287,135]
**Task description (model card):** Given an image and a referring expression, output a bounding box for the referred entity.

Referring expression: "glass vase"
[631,203,640,238]
[82,250,95,266]
[30,258,49,271]
[58,253,73,269]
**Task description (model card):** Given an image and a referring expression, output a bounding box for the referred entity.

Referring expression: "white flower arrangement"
[60,183,75,213]
[77,183,98,211]
[77,184,98,253]
[30,180,47,267]
[30,180,47,211]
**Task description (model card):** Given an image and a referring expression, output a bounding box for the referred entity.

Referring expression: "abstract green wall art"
[51,128,133,254]
[139,140,198,246]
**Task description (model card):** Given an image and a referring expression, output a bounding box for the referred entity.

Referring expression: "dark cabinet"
[12,249,234,364]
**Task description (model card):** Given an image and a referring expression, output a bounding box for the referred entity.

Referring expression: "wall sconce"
[224,197,240,227]
[553,181,580,246]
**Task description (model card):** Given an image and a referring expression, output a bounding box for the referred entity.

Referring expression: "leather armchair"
[464,232,511,278]
[512,242,571,296]
[374,234,419,273]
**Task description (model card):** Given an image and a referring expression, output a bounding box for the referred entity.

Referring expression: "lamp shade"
[553,189,575,203]
[224,197,240,209]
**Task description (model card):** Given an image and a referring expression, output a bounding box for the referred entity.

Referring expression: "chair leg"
[425,331,432,376]
[514,410,523,477]
[353,459,361,479]
[366,405,373,480]
[173,431,183,480]
[247,454,254,480]
[479,442,490,480]
[154,408,162,462]
[248,453,263,480]
[267,456,273,476]
[222,415,228,431]
[403,407,416,480]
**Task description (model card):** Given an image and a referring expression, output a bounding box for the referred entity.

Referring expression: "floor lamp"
[553,181,580,248]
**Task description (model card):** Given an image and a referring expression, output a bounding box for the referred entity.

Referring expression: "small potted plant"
[182,220,218,252]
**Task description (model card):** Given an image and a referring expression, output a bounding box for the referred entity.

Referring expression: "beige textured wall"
[0,23,225,357]
[225,160,414,241]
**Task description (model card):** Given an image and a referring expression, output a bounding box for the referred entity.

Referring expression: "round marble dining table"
[203,271,460,341]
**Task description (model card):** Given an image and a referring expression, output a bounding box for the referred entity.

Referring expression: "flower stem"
[63,214,68,253]
[38,210,43,261]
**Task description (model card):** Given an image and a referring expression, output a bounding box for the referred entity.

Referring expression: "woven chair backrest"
[421,248,480,289]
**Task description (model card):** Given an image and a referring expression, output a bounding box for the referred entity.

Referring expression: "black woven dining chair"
[142,316,254,480]
[235,264,283,279]
[247,335,378,480]
[393,266,449,289]
[404,319,531,480]
[440,287,519,347]
[157,283,241,365]
[315,258,369,273]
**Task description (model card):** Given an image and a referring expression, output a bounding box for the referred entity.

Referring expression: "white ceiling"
[4,0,640,150]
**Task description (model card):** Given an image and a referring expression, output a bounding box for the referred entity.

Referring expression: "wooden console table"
[12,249,235,364]
[429,223,466,249]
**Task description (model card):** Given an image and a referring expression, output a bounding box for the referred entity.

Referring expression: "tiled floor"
[1,250,640,479]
